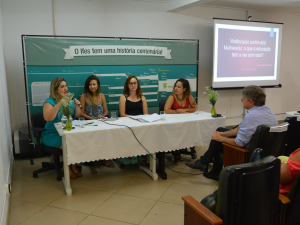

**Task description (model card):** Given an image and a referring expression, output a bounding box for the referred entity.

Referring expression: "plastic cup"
[79,117,85,128]
[160,111,165,121]
[195,106,199,114]
[111,112,116,122]
[61,115,67,128]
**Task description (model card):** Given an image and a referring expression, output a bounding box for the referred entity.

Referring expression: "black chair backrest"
[284,117,300,156]
[247,122,289,160]
[159,99,167,112]
[31,111,47,129]
[218,156,280,225]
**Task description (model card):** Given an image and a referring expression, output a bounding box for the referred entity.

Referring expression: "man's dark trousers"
[200,127,234,174]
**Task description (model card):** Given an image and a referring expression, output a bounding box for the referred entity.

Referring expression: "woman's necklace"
[176,95,184,101]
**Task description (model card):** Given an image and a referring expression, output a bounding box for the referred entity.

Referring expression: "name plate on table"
[270,126,288,133]
[298,117,300,121]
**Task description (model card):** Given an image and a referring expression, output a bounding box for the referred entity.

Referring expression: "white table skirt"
[55,112,226,165]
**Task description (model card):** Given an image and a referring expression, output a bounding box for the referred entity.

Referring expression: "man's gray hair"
[242,85,266,106]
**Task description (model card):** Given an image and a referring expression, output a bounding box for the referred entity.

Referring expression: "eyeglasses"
[129,82,137,86]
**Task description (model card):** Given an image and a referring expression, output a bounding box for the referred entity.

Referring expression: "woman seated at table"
[119,75,148,117]
[118,75,149,164]
[164,78,198,161]
[80,75,114,168]
[41,77,82,179]
[279,148,300,196]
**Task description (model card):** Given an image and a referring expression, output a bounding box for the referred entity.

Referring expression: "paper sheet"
[31,82,51,106]
[130,113,161,122]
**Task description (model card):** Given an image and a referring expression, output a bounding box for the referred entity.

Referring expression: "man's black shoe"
[185,160,208,172]
[203,170,219,182]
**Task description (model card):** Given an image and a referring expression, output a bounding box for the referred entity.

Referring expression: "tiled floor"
[8,145,218,225]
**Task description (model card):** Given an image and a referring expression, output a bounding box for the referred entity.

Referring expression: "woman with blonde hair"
[80,75,114,168]
[118,75,149,164]
[41,77,82,179]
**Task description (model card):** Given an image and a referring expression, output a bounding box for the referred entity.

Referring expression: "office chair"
[284,117,300,156]
[222,122,289,168]
[159,99,195,163]
[31,111,63,181]
[182,156,281,225]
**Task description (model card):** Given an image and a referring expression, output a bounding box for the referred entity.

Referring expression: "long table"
[55,112,226,196]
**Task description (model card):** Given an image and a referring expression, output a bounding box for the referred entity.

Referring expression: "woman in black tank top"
[118,75,149,165]
[119,75,148,117]
[124,95,143,116]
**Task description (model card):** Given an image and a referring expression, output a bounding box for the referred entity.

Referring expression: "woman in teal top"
[41,77,82,179]
[41,97,75,148]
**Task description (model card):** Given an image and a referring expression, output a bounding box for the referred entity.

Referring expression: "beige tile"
[140,201,184,225]
[83,162,143,177]
[71,173,133,193]
[164,155,187,169]
[92,193,156,224]
[12,157,50,175]
[116,178,171,200]
[182,163,214,173]
[173,169,218,188]
[8,197,45,225]
[79,215,131,225]
[11,175,43,195]
[49,187,112,214]
[159,183,215,205]
[135,167,180,183]
[180,145,209,162]
[198,145,209,155]
[12,180,65,206]
[16,166,63,182]
[18,206,87,225]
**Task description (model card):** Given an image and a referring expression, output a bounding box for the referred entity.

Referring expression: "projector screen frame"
[212,18,283,90]
[211,84,282,91]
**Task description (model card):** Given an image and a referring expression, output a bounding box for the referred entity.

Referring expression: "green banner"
[24,37,198,66]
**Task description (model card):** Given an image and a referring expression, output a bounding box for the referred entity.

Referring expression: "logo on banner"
[163,83,167,89]
[63,45,172,60]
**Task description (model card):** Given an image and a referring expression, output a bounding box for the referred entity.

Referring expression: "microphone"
[72,97,83,109]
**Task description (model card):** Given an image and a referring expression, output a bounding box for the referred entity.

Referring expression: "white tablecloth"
[286,111,300,118]
[56,112,226,165]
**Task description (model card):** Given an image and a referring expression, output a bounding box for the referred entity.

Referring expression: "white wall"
[2,0,299,132]
[0,0,13,224]
[177,6,300,124]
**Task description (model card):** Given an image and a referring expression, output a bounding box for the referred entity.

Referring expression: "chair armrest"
[223,143,249,167]
[222,143,249,153]
[278,194,290,225]
[182,195,223,225]
[278,194,290,205]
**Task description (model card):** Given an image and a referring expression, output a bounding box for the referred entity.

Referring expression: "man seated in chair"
[186,85,277,181]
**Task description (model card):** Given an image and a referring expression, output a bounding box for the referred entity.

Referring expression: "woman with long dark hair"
[118,75,149,164]
[164,78,198,161]
[119,75,148,117]
[80,75,108,120]
[80,75,114,168]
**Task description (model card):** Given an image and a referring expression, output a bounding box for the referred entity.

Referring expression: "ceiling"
[132,0,300,14]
